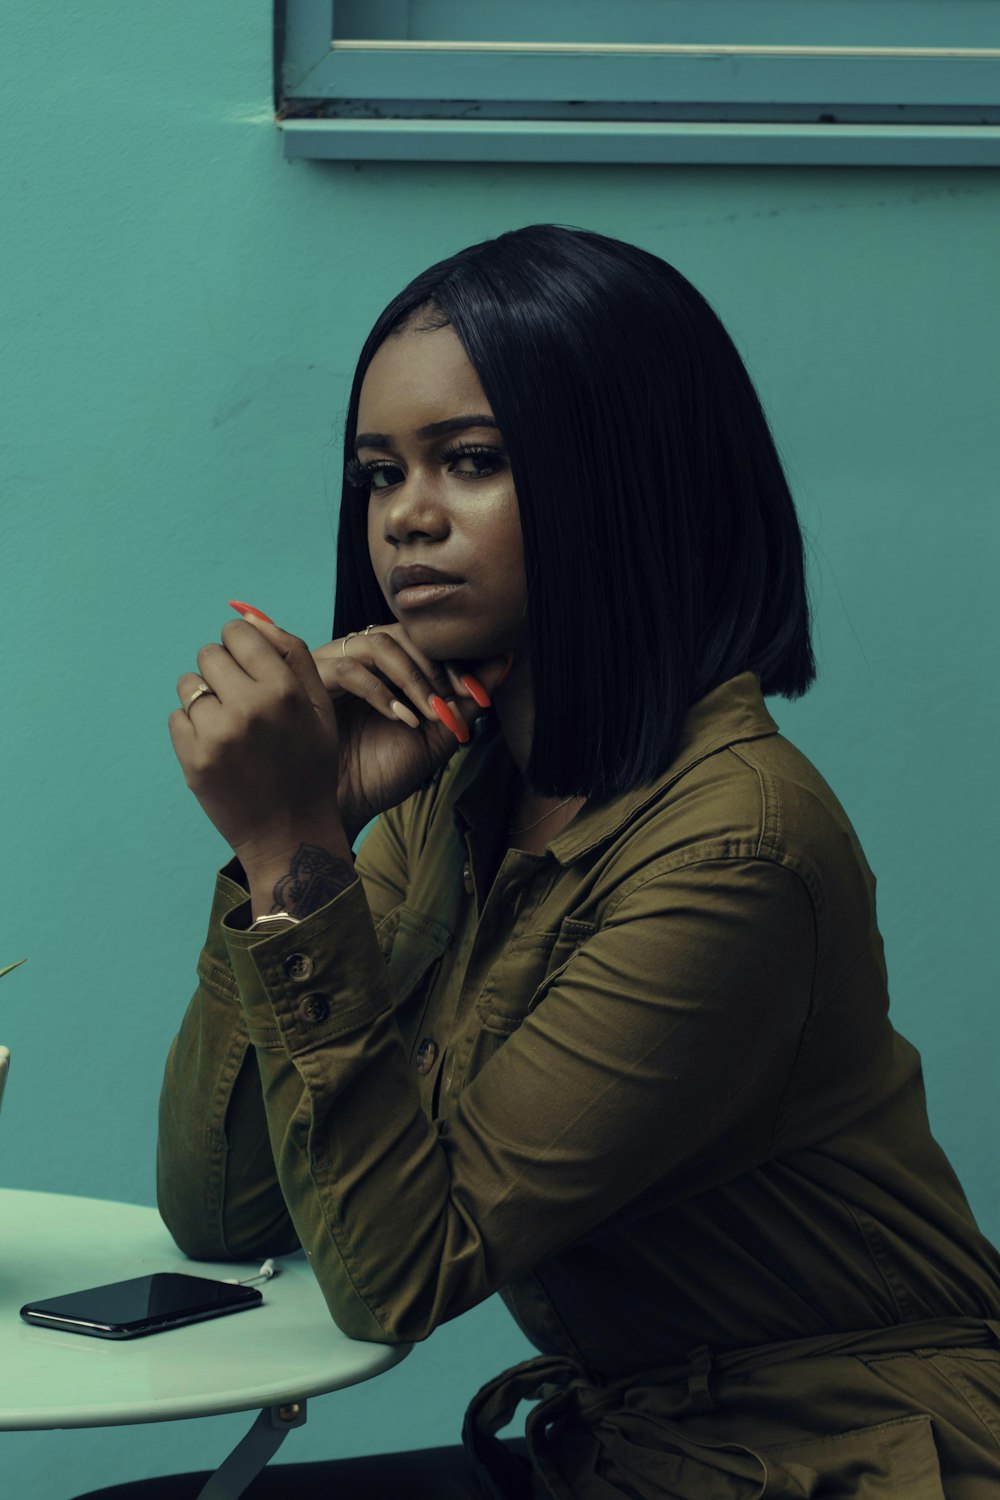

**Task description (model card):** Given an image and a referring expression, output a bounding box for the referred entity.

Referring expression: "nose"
[380,474,450,547]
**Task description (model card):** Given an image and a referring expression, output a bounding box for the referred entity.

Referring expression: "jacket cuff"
[217,854,249,898]
[220,877,393,1051]
[196,859,254,990]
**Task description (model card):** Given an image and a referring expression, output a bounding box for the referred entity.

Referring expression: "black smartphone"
[20,1272,263,1340]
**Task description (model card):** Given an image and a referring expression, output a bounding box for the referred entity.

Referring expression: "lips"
[389,564,464,594]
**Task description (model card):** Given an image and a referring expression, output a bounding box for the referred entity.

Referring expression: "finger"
[175,672,222,715]
[443,663,474,701]
[320,639,466,744]
[333,657,429,731]
[167,704,197,764]
[192,636,260,699]
[366,630,458,722]
[221,616,334,724]
[218,616,296,684]
[315,627,496,739]
[310,641,429,727]
[443,663,494,708]
[427,695,469,744]
[431,654,515,742]
[446,652,514,703]
[339,630,455,725]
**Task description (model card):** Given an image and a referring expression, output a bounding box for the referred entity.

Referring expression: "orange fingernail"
[228,600,275,624]
[429,695,469,743]
[461,674,491,708]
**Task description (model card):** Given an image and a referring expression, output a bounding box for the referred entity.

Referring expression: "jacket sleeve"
[156,808,410,1260]
[216,854,817,1344]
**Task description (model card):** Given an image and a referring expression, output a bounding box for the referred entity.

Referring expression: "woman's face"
[355,320,529,664]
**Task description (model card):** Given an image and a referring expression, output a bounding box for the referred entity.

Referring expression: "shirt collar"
[452,670,779,863]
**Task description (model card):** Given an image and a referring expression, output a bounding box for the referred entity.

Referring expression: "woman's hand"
[309,623,511,837]
[169,618,344,872]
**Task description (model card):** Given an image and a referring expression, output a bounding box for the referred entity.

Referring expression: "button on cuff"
[297,993,330,1025]
[284,952,314,983]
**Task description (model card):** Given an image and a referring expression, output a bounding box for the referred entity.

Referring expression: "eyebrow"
[353,414,500,454]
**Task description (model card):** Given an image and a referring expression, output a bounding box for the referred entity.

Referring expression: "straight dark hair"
[333,224,816,800]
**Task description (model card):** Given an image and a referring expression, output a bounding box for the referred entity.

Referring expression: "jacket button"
[298,993,329,1024]
[415,1037,438,1074]
[462,862,474,894]
[284,952,314,983]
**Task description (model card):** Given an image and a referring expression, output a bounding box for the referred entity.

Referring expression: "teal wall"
[2,5,998,1495]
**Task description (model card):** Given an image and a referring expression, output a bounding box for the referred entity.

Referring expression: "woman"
[79,225,1000,1497]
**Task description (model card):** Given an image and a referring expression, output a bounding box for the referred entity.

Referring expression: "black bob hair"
[332,223,816,801]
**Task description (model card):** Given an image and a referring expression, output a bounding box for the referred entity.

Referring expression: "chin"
[404,617,513,663]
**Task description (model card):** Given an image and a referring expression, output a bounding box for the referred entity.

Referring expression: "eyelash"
[343,443,507,492]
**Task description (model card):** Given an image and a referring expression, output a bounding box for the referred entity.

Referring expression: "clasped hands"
[168,612,511,881]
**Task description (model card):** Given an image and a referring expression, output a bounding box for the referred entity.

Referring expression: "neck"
[491,656,586,833]
[491,659,534,776]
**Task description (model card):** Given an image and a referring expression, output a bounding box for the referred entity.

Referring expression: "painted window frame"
[275,1,1000,165]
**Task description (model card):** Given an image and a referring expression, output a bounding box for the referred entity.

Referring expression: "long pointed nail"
[461,675,491,708]
[228,600,275,624]
[429,695,469,743]
[390,700,421,728]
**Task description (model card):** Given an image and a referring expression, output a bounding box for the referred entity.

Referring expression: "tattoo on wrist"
[270,843,356,918]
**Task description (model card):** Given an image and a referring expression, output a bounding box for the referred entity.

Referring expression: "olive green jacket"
[157,672,1000,1497]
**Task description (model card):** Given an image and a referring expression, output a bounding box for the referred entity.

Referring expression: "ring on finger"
[341,631,360,658]
[184,680,217,713]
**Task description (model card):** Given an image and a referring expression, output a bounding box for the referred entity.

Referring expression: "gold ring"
[184,683,217,713]
[341,631,359,658]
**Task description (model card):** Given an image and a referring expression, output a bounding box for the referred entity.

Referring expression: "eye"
[344,457,402,491]
[346,441,509,495]
[438,443,508,477]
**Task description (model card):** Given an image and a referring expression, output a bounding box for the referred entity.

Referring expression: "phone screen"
[21,1272,262,1338]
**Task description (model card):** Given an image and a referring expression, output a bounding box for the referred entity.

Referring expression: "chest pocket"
[375,904,453,1051]
[475,917,595,1037]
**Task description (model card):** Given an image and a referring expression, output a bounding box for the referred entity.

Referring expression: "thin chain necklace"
[508,795,579,837]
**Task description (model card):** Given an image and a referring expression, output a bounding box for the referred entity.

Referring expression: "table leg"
[193,1399,308,1500]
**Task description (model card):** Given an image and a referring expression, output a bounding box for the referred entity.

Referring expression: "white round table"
[0,1189,412,1496]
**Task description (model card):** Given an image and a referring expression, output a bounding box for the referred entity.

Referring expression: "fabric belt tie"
[462,1316,1000,1500]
